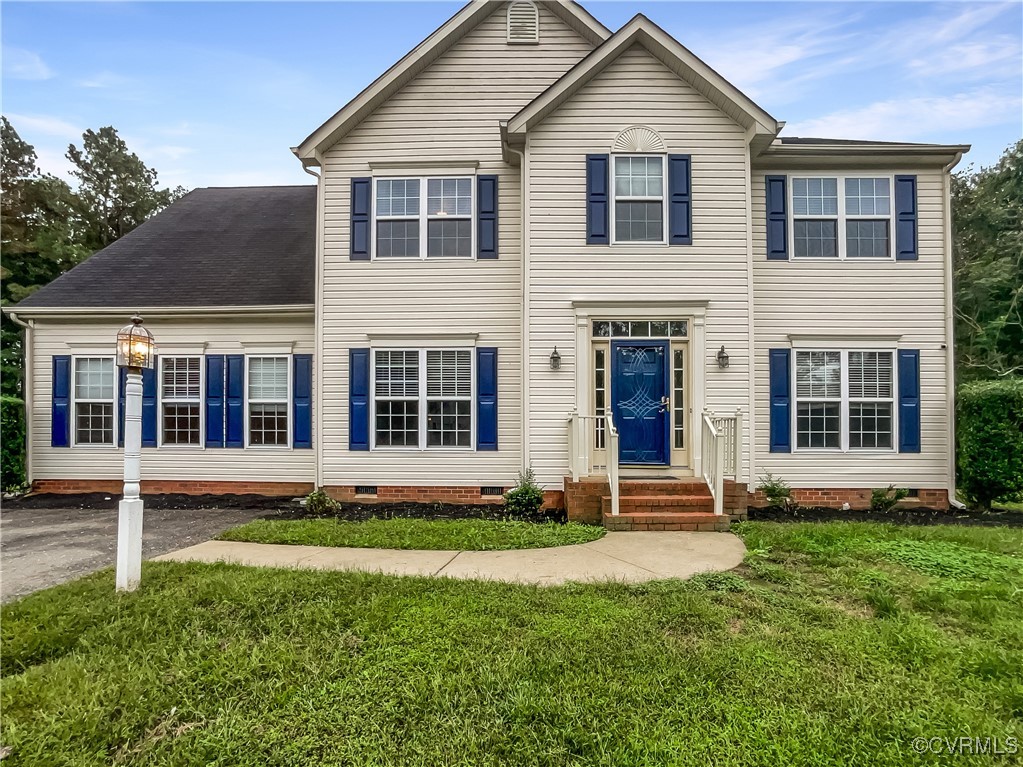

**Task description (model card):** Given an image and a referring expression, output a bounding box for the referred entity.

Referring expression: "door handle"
[658,395,670,413]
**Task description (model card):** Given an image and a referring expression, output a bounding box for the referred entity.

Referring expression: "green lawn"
[217,518,605,550]
[3,521,1022,766]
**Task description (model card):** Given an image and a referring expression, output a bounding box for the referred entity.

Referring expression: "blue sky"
[3,1,1021,191]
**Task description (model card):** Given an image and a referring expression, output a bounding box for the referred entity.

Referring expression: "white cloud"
[76,71,134,89]
[4,113,82,140]
[2,47,54,80]
[782,88,1022,141]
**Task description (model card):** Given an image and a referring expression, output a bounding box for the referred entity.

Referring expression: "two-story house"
[7,0,968,529]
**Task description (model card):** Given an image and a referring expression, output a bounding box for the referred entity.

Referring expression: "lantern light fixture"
[716,345,730,368]
[116,314,156,370]
[549,346,562,370]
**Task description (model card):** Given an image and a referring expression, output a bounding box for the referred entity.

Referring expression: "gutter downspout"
[7,311,34,485]
[504,137,530,473]
[302,157,325,491]
[943,151,967,510]
[743,124,757,489]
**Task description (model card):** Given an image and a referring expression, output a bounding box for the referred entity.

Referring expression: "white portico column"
[116,368,144,591]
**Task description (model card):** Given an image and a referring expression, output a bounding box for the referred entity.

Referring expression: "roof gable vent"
[507,1,539,44]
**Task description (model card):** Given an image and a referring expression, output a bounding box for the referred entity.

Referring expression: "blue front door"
[611,340,670,464]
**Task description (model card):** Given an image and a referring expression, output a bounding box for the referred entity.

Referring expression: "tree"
[952,139,1023,380]
[1,117,90,396]
[66,126,185,251]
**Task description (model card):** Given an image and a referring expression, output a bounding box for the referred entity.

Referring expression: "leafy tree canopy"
[952,139,1023,380]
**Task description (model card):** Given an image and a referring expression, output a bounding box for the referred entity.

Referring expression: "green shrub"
[870,485,909,513]
[503,467,545,518]
[957,379,1023,509]
[757,472,793,508]
[304,489,340,516]
[1,396,25,491]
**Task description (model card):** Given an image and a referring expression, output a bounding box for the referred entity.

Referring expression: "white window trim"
[789,173,896,261]
[791,347,898,454]
[70,355,117,448]
[158,355,204,449]
[371,175,477,261]
[610,154,668,246]
[244,355,292,450]
[370,347,476,452]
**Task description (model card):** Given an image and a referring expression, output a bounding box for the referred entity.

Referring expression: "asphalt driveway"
[1,506,267,602]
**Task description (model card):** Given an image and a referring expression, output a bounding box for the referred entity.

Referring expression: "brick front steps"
[600,479,730,531]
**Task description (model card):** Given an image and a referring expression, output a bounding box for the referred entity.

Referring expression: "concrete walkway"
[155,531,746,585]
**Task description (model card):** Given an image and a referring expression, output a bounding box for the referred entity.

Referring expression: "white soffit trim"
[294,0,609,161]
[4,305,315,320]
[506,14,780,138]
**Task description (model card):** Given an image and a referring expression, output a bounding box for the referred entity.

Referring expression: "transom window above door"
[374,176,473,259]
[612,155,665,244]
[592,319,688,338]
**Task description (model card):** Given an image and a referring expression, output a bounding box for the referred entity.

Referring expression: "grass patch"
[3,522,1022,766]
[217,517,605,550]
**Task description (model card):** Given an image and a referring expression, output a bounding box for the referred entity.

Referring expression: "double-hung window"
[375,177,473,258]
[161,357,201,446]
[612,155,665,243]
[791,176,893,259]
[73,357,115,445]
[373,348,473,449]
[795,349,895,451]
[247,356,290,447]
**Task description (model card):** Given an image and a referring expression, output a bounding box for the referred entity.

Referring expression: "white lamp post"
[115,314,155,592]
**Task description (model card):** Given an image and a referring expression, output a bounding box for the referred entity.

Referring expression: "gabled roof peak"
[295,0,610,161]
[506,13,780,140]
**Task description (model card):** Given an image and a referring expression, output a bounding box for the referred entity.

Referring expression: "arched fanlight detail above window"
[507,1,539,44]
[612,126,666,154]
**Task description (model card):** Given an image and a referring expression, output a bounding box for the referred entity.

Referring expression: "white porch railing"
[701,409,743,516]
[567,411,620,516]
[570,408,739,519]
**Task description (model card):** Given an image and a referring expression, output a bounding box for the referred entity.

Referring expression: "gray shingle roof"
[16,185,315,309]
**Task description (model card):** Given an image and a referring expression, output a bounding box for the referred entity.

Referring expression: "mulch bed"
[2,492,567,524]
[747,505,1023,528]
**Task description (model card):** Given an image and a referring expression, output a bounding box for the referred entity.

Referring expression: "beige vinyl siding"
[751,168,951,488]
[526,45,752,487]
[30,316,315,482]
[318,2,595,487]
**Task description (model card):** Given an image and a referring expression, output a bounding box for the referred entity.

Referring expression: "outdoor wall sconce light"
[550,346,562,370]
[716,346,730,368]
[115,314,155,592]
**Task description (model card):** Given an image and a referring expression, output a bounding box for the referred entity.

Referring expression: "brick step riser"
[603,515,731,532]
[619,483,712,498]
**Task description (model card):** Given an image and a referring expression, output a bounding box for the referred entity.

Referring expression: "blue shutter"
[350,177,372,260]
[766,175,788,260]
[51,355,71,448]
[349,349,370,450]
[293,354,313,449]
[205,355,225,447]
[476,347,498,451]
[898,349,921,453]
[668,154,692,245]
[225,355,245,448]
[895,175,918,261]
[769,348,792,452]
[141,362,158,447]
[586,154,609,244]
[477,174,498,259]
[118,367,127,447]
